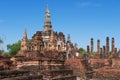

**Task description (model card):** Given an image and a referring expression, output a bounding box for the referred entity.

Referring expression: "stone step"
[52,75,76,80]
[1,75,43,80]
[0,70,29,79]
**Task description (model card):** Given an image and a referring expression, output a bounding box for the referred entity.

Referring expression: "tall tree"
[0,38,3,44]
[0,38,3,55]
[7,40,21,56]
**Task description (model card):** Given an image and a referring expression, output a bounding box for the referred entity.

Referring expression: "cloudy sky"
[0,0,120,51]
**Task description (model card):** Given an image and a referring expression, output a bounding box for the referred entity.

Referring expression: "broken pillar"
[106,37,109,57]
[112,37,115,54]
[87,45,90,54]
[103,46,106,58]
[97,39,100,54]
[90,38,94,53]
[100,48,102,58]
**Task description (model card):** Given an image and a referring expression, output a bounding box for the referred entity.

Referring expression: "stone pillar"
[115,48,117,54]
[87,45,90,54]
[103,46,106,58]
[0,50,2,56]
[106,37,109,55]
[90,38,94,53]
[100,48,102,58]
[97,40,100,54]
[100,48,102,54]
[112,48,118,58]
[112,37,115,54]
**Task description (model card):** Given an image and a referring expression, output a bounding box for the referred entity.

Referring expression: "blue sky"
[0,0,120,51]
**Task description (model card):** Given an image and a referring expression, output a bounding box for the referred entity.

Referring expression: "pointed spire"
[67,34,71,43]
[44,4,52,32]
[20,25,28,51]
[23,25,27,39]
[46,4,50,14]
[45,4,50,23]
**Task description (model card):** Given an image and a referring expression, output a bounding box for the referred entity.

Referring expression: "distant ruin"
[86,37,119,59]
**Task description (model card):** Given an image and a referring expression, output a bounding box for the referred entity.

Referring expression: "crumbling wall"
[65,58,86,79]
[90,59,109,69]
[93,66,120,79]
[112,59,120,68]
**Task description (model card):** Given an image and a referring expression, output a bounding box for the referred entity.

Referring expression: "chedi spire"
[21,25,28,51]
[44,5,52,32]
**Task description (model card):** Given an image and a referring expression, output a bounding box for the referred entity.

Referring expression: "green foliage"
[7,40,21,56]
[118,49,120,53]
[0,38,3,55]
[28,39,32,45]
[6,39,31,56]
[79,48,86,54]
[91,52,98,56]
[79,48,86,58]
[0,38,3,43]
[3,52,10,56]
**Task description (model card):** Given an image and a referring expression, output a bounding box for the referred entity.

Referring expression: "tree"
[0,38,3,55]
[3,52,10,56]
[7,39,31,56]
[0,38,3,43]
[7,40,21,56]
[79,48,86,54]
[118,49,120,53]
[79,48,87,58]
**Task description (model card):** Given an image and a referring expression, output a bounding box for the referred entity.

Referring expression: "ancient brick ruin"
[82,37,120,80]
[0,5,120,80]
[17,6,78,58]
[87,37,119,59]
[0,5,78,80]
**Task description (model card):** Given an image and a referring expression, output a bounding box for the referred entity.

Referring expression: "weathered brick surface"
[93,66,120,79]
[90,59,109,66]
[91,59,120,79]
[65,58,86,78]
[72,58,120,79]
[112,59,120,68]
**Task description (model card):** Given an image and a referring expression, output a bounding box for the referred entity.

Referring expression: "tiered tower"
[21,26,28,51]
[43,5,52,33]
[42,5,53,50]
